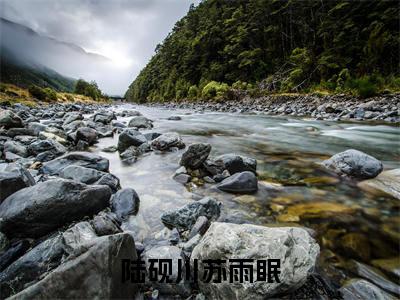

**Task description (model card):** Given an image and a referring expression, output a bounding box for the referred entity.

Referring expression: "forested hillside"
[126,0,399,102]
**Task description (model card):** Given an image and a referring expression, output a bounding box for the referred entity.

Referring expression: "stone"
[62,221,98,256]
[101,145,118,153]
[179,143,211,169]
[173,173,191,184]
[214,153,257,174]
[168,116,182,120]
[117,128,147,152]
[3,140,28,157]
[94,173,121,193]
[323,149,383,179]
[119,146,139,162]
[39,131,68,145]
[8,233,138,299]
[0,163,35,202]
[91,211,121,236]
[358,169,400,200]
[28,122,47,135]
[151,132,185,151]
[0,110,23,129]
[161,197,220,231]
[111,188,140,220]
[182,234,202,252]
[191,222,320,299]
[59,165,107,184]
[340,279,396,300]
[188,216,209,239]
[144,132,162,141]
[128,116,153,129]
[63,112,83,125]
[0,239,31,272]
[28,139,66,157]
[217,171,258,193]
[0,235,64,298]
[93,111,115,124]
[41,152,109,175]
[0,179,112,238]
[6,128,34,137]
[75,127,98,145]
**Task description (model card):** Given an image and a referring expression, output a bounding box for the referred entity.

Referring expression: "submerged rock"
[0,179,111,238]
[322,149,383,179]
[214,153,257,174]
[358,168,400,200]
[191,222,320,299]
[217,171,258,193]
[161,197,220,231]
[179,143,211,169]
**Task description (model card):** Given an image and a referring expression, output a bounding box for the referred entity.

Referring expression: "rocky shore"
[0,102,399,299]
[147,93,400,123]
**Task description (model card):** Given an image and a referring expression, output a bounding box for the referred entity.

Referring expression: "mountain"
[126,0,399,102]
[0,17,112,92]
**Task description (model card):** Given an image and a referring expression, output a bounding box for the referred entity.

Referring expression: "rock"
[340,279,396,300]
[0,179,112,238]
[111,188,140,220]
[8,233,138,299]
[151,132,185,151]
[277,202,357,222]
[41,152,109,175]
[168,116,182,120]
[63,112,83,125]
[0,110,23,129]
[119,146,139,163]
[143,245,190,296]
[6,128,34,137]
[214,153,257,174]
[348,260,400,296]
[358,169,400,200]
[0,234,64,298]
[0,232,8,254]
[0,163,35,202]
[59,165,107,184]
[191,222,320,299]
[101,145,118,153]
[91,211,121,236]
[94,173,121,193]
[182,234,202,253]
[188,216,209,239]
[0,239,31,271]
[28,122,47,135]
[128,116,153,129]
[3,140,28,157]
[117,128,147,152]
[323,149,383,179]
[179,143,211,169]
[144,132,162,141]
[339,233,371,261]
[371,257,400,279]
[62,221,98,256]
[75,127,97,145]
[39,131,68,145]
[174,173,191,184]
[161,197,220,231]
[203,159,225,176]
[217,171,258,194]
[93,111,115,124]
[28,139,66,157]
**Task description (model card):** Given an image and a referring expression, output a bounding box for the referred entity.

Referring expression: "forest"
[125,0,399,102]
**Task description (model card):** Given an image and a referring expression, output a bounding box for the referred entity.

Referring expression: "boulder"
[94,173,121,193]
[151,132,185,151]
[214,153,257,174]
[62,221,98,256]
[63,112,83,126]
[217,171,258,194]
[191,222,320,299]
[8,233,138,299]
[358,169,400,200]
[323,149,383,179]
[111,188,140,220]
[0,179,112,238]
[161,197,220,231]
[117,129,147,152]
[28,139,66,157]
[91,211,121,236]
[0,234,64,298]
[0,163,35,202]
[128,116,153,129]
[144,132,162,141]
[180,143,211,169]
[59,165,107,184]
[3,140,28,157]
[28,122,47,135]
[93,111,115,124]
[41,152,109,175]
[0,110,23,129]
[75,127,98,145]
[0,239,31,272]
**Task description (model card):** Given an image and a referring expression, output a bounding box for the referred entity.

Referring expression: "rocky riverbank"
[0,102,399,299]
[146,93,400,123]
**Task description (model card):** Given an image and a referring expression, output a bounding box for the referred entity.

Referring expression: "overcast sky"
[0,0,199,95]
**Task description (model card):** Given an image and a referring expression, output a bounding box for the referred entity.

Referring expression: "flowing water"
[93,104,399,284]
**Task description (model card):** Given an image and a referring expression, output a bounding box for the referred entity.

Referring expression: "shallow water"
[92,104,399,284]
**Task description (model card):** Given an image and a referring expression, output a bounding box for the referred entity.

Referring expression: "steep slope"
[126,0,399,102]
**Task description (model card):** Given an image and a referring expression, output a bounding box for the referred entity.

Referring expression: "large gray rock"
[91,211,121,236]
[59,165,107,184]
[128,116,153,129]
[62,221,98,256]
[340,279,396,300]
[0,110,23,129]
[75,127,98,145]
[63,112,83,126]
[111,188,140,220]
[180,143,211,169]
[323,149,383,179]
[217,171,258,194]
[117,128,147,152]
[214,153,257,174]
[3,140,28,157]
[93,111,115,124]
[0,179,111,238]
[8,233,138,299]
[358,169,400,200]
[151,132,185,151]
[0,234,64,298]
[161,197,220,231]
[28,139,66,157]
[40,152,109,175]
[191,222,320,299]
[0,163,35,202]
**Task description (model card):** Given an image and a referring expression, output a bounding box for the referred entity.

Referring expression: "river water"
[93,104,399,284]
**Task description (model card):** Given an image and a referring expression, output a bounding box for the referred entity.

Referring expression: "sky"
[0,0,200,95]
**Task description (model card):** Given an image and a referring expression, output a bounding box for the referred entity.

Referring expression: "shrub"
[74,79,102,100]
[201,81,229,100]
[188,85,199,99]
[349,76,378,98]
[43,88,57,101]
[29,85,48,100]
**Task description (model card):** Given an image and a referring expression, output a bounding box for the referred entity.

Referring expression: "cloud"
[0,0,199,95]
